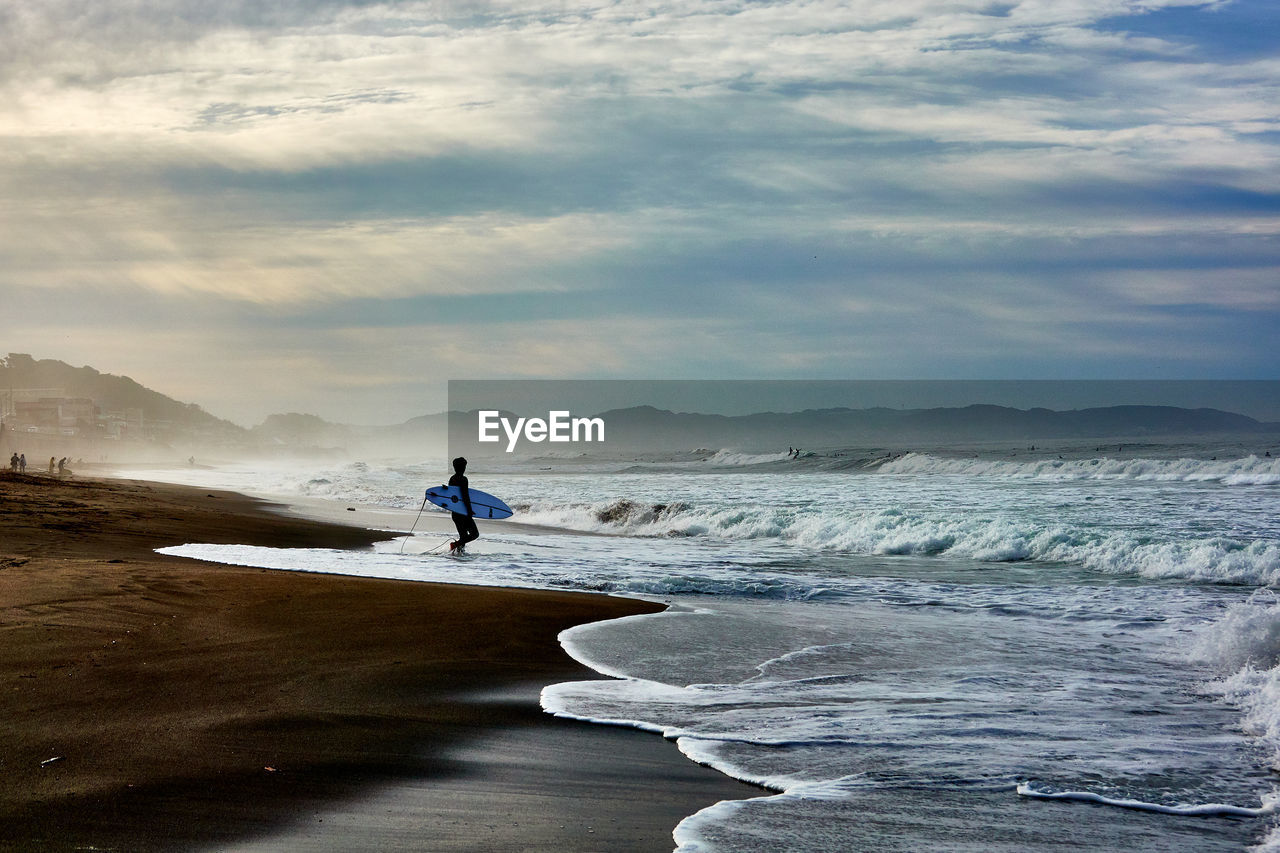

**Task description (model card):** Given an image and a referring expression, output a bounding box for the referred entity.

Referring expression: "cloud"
[0,0,1276,422]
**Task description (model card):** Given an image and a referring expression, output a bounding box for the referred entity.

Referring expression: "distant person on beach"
[57,457,67,475]
[19,454,25,472]
[49,457,55,474]
[9,453,17,472]
[448,456,480,555]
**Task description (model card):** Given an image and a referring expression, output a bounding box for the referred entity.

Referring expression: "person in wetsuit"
[448,456,480,554]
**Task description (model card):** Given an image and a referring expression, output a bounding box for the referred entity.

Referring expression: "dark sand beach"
[0,473,754,851]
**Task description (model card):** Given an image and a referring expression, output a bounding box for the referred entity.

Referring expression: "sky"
[1,0,1276,426]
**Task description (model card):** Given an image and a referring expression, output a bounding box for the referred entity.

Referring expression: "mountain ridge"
[3,355,1275,460]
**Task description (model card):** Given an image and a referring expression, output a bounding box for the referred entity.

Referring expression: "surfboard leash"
[400,493,431,554]
[422,538,453,555]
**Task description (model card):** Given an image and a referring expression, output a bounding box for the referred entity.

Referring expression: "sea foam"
[1194,591,1280,791]
[515,498,1280,585]
[702,449,796,467]
[1016,783,1278,817]
[878,453,1280,485]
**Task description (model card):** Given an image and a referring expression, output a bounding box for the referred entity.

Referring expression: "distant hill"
[6,354,1273,462]
[252,412,347,447]
[448,403,1280,458]
[590,404,1279,450]
[251,411,447,458]
[0,354,451,460]
[1,353,245,438]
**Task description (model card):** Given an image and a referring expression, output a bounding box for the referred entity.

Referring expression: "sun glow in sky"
[1,0,1276,424]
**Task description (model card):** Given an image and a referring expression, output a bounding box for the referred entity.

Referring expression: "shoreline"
[0,472,755,851]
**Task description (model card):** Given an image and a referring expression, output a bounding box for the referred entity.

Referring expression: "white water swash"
[150,447,1280,850]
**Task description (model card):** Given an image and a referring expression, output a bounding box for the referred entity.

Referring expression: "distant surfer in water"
[448,456,480,555]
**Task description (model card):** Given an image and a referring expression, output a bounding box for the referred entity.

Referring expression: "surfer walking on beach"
[420,464,512,554]
[448,456,480,555]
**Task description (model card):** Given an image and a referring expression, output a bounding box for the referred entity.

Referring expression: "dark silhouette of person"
[448,456,480,554]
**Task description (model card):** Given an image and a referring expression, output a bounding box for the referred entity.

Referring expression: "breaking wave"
[701,449,796,467]
[1195,593,1280,767]
[1189,591,1280,836]
[878,453,1280,485]
[517,498,1280,585]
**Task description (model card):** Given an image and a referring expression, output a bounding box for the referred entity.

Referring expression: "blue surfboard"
[425,485,514,519]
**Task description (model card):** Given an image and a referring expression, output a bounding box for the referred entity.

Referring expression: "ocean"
[148,439,1280,851]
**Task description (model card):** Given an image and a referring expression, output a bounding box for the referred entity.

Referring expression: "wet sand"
[0,472,755,851]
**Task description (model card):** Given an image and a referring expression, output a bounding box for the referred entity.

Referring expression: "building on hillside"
[2,387,64,419]
[10,394,100,437]
[100,408,145,439]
